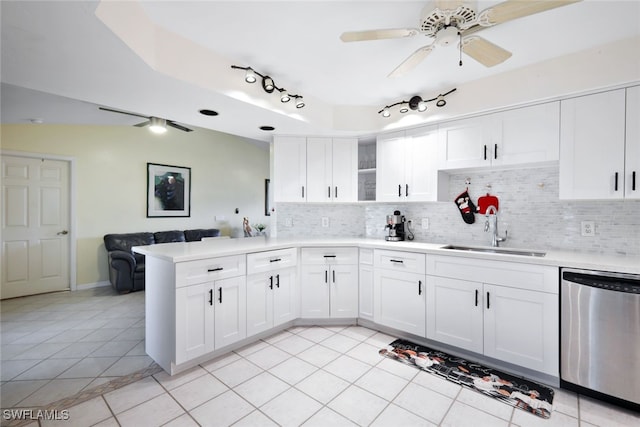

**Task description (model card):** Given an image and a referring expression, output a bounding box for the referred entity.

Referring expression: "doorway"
[1,153,74,299]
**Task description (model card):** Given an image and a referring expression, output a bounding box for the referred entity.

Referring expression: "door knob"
[57,230,69,235]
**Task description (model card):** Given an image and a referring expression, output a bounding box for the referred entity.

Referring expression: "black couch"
[104,229,221,293]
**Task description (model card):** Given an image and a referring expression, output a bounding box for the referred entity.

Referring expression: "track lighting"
[378,88,456,118]
[232,65,304,108]
[148,117,168,134]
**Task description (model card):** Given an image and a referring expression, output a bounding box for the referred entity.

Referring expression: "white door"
[272,267,297,326]
[374,269,426,337]
[438,116,491,170]
[306,138,332,202]
[405,126,438,202]
[2,155,70,299]
[329,264,358,318]
[376,131,407,202]
[175,283,215,364]
[214,275,247,349]
[625,86,640,200]
[246,272,273,337]
[300,264,330,318]
[331,138,358,202]
[273,136,307,202]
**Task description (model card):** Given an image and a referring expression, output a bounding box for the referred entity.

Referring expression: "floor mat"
[381,339,555,419]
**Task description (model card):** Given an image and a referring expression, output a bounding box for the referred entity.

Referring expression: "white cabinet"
[438,102,560,170]
[273,136,307,202]
[373,249,426,336]
[426,255,558,376]
[376,126,438,202]
[175,283,215,364]
[300,247,359,318]
[358,248,374,321]
[213,276,247,349]
[560,87,639,200]
[307,137,358,202]
[246,248,298,336]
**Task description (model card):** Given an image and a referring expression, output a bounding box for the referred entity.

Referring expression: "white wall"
[1,124,270,286]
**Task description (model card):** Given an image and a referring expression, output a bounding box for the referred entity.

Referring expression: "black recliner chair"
[103,232,154,293]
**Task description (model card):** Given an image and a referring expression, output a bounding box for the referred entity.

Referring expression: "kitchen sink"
[441,245,546,257]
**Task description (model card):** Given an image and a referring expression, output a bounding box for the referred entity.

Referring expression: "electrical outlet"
[421,218,429,230]
[285,217,293,227]
[581,221,595,237]
[322,217,329,228]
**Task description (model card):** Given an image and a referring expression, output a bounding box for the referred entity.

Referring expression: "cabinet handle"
[302,186,305,198]
[218,287,223,303]
[475,289,478,307]
[335,186,338,199]
[405,184,409,197]
[269,258,282,263]
[325,270,328,284]
[484,144,487,160]
[633,171,636,191]
[486,291,490,309]
[323,255,336,258]
[208,267,224,272]
[332,270,336,283]
[269,276,273,290]
[494,143,498,160]
[276,274,280,288]
[615,172,619,191]
[418,280,422,295]
[328,186,331,198]
[209,289,213,306]
[390,259,404,263]
[398,184,402,197]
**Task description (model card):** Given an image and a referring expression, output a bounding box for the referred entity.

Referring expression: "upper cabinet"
[273,136,307,202]
[306,137,358,203]
[376,125,439,202]
[438,102,560,170]
[273,136,358,203]
[559,87,639,200]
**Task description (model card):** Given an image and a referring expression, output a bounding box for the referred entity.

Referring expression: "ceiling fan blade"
[98,106,149,119]
[134,120,150,127]
[480,0,582,25]
[388,45,435,77]
[461,36,512,67]
[340,28,419,42]
[167,121,193,133]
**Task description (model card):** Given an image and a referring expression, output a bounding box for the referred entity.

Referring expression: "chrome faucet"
[484,205,507,247]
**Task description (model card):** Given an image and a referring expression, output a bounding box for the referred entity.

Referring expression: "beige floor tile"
[244,345,291,370]
[100,355,153,377]
[57,356,119,379]
[163,413,200,427]
[323,354,371,383]
[14,358,81,380]
[296,343,341,368]
[0,379,48,408]
[302,407,358,427]
[233,410,279,427]
[211,358,263,388]
[355,366,410,401]
[512,407,579,427]
[234,371,290,407]
[319,333,360,353]
[271,334,315,355]
[116,393,184,427]
[442,401,510,427]
[189,390,254,426]
[295,369,350,404]
[578,395,640,427]
[393,382,453,424]
[371,403,436,427]
[40,396,112,427]
[268,356,317,385]
[153,365,209,391]
[346,341,386,366]
[18,378,93,407]
[327,385,389,426]
[295,327,334,343]
[104,376,165,414]
[260,388,322,427]
[170,373,228,411]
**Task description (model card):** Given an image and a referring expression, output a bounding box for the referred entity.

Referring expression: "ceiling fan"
[340,0,582,77]
[98,106,193,133]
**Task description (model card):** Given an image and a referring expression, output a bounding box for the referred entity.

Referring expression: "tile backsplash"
[275,166,640,257]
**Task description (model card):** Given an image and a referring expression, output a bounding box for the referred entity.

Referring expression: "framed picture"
[147,163,191,217]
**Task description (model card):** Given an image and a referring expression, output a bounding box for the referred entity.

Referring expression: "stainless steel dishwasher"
[560,268,640,410]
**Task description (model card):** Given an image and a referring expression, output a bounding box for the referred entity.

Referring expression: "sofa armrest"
[108,250,136,274]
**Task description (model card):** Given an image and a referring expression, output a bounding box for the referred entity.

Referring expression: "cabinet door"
[374,269,426,337]
[438,116,491,170]
[332,138,358,202]
[176,283,214,364]
[405,126,438,201]
[559,90,626,199]
[273,136,307,202]
[358,263,374,321]
[246,272,273,337]
[426,276,483,354]
[376,131,407,202]
[272,267,297,326]
[300,265,330,318]
[330,264,359,318]
[494,102,560,167]
[306,137,332,202]
[214,276,247,349]
[483,284,559,376]
[625,86,640,200]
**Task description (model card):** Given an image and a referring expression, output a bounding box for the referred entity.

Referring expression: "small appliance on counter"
[385,210,406,241]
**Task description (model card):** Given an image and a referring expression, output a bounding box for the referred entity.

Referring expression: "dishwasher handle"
[563,271,640,294]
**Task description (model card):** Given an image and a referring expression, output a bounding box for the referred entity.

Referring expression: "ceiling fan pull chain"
[459,32,463,66]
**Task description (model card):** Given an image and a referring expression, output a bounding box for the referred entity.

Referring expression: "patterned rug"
[381,339,555,419]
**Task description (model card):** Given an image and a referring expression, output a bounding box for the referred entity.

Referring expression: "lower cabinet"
[246,268,297,336]
[300,247,359,318]
[426,255,559,376]
[373,250,426,337]
[175,275,246,365]
[358,248,374,321]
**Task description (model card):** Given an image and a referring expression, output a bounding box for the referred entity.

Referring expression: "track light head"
[436,95,446,107]
[295,96,305,108]
[382,108,391,118]
[280,90,290,103]
[409,96,423,111]
[244,68,257,83]
[149,117,167,134]
[262,76,275,93]
[399,105,409,114]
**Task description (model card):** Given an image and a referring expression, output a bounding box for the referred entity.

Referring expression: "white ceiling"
[2,0,639,143]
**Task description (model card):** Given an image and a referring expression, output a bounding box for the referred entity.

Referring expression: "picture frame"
[147,163,191,217]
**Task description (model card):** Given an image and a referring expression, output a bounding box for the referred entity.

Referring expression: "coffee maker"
[385,210,406,241]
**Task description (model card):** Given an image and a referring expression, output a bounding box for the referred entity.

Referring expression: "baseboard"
[75,281,111,290]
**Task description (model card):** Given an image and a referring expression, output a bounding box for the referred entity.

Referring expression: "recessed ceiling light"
[260,126,275,131]
[199,109,219,116]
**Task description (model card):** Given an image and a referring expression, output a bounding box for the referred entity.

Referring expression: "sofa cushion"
[104,232,155,266]
[154,230,186,244]
[184,228,221,242]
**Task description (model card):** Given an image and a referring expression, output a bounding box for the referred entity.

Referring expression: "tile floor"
[2,288,640,427]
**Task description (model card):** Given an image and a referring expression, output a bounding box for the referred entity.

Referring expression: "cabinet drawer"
[360,248,374,265]
[374,249,426,274]
[427,255,558,294]
[247,248,297,274]
[301,247,358,265]
[176,255,246,287]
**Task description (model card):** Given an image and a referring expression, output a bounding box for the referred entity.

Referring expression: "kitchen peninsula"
[134,237,639,384]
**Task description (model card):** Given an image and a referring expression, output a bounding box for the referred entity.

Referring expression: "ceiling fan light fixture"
[262,76,275,93]
[149,117,167,134]
[244,68,257,83]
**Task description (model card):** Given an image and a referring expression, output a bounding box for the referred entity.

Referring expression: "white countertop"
[133,236,640,275]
